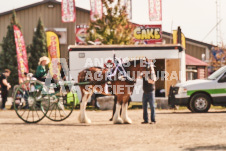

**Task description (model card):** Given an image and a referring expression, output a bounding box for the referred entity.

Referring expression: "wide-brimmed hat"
[38,56,50,65]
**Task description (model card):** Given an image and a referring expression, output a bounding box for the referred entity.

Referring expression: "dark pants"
[1,90,8,109]
[37,77,46,82]
[142,91,155,122]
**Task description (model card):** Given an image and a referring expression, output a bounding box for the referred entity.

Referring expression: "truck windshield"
[208,66,226,80]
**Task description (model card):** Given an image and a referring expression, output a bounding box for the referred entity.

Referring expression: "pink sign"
[133,24,162,44]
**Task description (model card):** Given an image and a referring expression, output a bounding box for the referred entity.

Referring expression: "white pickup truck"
[168,66,226,112]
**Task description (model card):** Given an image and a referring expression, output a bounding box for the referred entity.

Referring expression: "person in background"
[15,90,22,106]
[50,62,66,84]
[58,62,66,81]
[22,72,30,109]
[49,62,67,94]
[35,56,49,82]
[23,72,29,82]
[0,85,1,99]
[0,69,11,110]
[141,61,157,124]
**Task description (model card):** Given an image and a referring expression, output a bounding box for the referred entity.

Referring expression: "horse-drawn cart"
[13,50,178,124]
[13,79,88,123]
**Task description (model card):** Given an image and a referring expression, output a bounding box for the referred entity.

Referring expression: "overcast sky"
[0,0,225,46]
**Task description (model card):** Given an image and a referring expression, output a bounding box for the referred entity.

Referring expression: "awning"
[186,54,208,66]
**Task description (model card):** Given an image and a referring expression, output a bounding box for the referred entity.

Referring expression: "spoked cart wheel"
[13,80,50,123]
[45,83,75,122]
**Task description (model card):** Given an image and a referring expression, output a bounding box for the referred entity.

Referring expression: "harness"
[105,58,132,82]
[106,58,153,82]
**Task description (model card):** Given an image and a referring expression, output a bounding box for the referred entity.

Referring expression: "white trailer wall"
[68,45,185,102]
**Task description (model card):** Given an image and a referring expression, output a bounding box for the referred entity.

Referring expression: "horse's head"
[123,57,154,79]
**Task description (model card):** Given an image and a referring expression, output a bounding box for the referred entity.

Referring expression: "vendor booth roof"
[186,54,208,66]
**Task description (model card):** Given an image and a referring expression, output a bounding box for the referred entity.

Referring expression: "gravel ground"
[1,109,226,151]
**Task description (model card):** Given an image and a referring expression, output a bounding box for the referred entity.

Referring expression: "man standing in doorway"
[141,62,156,124]
[0,69,11,110]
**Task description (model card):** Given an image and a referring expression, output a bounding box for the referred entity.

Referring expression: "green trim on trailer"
[187,88,226,96]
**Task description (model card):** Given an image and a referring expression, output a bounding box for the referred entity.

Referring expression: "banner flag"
[173,30,177,44]
[121,0,132,20]
[173,30,186,49]
[125,0,132,20]
[13,25,29,83]
[149,0,162,21]
[46,31,61,79]
[61,0,76,22]
[90,0,103,22]
[181,33,186,49]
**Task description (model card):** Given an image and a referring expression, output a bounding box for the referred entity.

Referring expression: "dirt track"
[1,109,226,151]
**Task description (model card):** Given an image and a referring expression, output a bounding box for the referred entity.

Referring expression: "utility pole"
[177,26,181,44]
[216,0,222,47]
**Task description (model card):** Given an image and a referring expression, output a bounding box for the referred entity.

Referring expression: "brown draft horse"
[77,57,152,124]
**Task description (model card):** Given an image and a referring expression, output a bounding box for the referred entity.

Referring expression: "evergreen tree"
[0,43,3,72]
[0,10,21,86]
[86,0,134,45]
[27,18,47,74]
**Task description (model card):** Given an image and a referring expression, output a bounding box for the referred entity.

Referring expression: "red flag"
[149,0,162,21]
[13,25,29,83]
[90,0,103,22]
[61,0,76,22]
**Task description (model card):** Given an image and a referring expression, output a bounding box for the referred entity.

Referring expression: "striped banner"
[90,0,103,22]
[125,0,132,20]
[149,0,162,21]
[173,30,186,49]
[13,25,29,83]
[46,31,61,79]
[61,0,76,22]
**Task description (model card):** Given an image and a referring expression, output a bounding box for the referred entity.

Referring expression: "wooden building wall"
[0,3,90,62]
[185,42,206,60]
[163,35,208,60]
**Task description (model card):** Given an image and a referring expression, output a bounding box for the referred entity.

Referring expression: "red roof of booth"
[186,54,208,66]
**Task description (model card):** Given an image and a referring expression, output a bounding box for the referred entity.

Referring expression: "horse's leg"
[121,95,132,124]
[85,92,93,122]
[113,102,123,124]
[79,89,92,123]
[110,95,117,121]
[121,102,132,124]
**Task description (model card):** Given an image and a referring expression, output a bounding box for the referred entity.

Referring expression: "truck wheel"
[190,93,211,113]
[187,104,192,112]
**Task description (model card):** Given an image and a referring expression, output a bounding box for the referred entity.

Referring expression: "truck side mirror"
[218,72,226,83]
